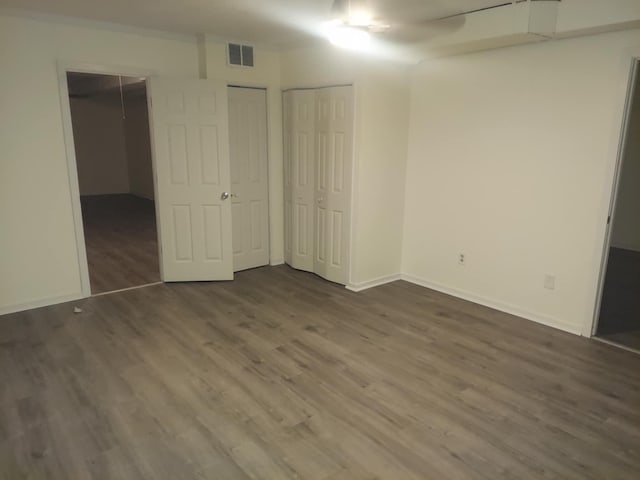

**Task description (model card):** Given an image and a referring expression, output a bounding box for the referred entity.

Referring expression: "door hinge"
[607,215,611,225]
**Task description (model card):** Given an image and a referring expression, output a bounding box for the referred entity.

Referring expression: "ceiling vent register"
[227,43,254,67]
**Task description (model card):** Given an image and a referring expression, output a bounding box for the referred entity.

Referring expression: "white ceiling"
[0,0,512,47]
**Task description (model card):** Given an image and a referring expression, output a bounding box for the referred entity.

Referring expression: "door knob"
[221,192,230,200]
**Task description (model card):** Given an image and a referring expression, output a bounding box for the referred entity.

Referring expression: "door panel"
[148,77,233,281]
[284,89,316,272]
[313,86,353,284]
[228,87,270,272]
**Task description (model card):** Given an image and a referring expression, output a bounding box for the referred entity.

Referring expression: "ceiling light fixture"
[328,24,371,49]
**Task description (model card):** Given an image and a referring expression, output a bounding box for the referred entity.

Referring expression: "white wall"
[403,29,640,335]
[124,91,155,200]
[70,91,130,196]
[280,46,411,288]
[611,74,640,252]
[0,13,198,313]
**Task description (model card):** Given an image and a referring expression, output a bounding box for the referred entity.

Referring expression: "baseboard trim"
[270,258,285,267]
[400,274,582,336]
[0,292,85,317]
[346,274,402,292]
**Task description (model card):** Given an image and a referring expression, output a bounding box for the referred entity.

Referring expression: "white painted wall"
[0,13,198,313]
[611,75,640,252]
[280,46,411,288]
[199,37,285,265]
[403,29,640,335]
[70,91,129,196]
[124,91,155,200]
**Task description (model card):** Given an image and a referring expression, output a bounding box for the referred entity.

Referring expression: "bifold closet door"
[314,86,353,285]
[228,87,270,272]
[284,86,354,285]
[284,89,316,272]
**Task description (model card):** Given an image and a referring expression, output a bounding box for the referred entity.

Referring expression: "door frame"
[589,57,639,336]
[57,61,158,297]
[227,84,272,268]
[281,82,358,286]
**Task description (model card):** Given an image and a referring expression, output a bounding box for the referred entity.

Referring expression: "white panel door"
[285,90,316,272]
[314,86,353,284]
[148,77,233,281]
[228,87,270,272]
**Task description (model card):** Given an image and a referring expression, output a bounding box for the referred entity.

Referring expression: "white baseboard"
[400,274,583,336]
[270,258,285,267]
[346,274,402,292]
[0,292,85,317]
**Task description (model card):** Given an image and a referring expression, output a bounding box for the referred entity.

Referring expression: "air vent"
[227,43,254,67]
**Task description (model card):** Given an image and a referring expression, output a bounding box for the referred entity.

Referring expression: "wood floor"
[81,194,160,294]
[1,266,639,479]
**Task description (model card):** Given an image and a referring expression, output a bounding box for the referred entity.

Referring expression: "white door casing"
[148,77,234,281]
[228,87,270,272]
[284,89,316,272]
[314,86,353,284]
[284,91,293,266]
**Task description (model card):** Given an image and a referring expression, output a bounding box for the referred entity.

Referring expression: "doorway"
[595,59,640,351]
[66,72,160,294]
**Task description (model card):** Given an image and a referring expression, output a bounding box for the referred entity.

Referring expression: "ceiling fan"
[324,0,465,49]
[329,0,391,33]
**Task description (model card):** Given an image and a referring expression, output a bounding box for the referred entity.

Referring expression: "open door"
[148,77,234,281]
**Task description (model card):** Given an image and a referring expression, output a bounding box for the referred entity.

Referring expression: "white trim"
[401,274,583,336]
[348,81,360,288]
[592,336,640,356]
[57,63,91,298]
[0,293,84,317]
[270,258,285,266]
[0,7,197,44]
[91,282,162,297]
[346,274,402,292]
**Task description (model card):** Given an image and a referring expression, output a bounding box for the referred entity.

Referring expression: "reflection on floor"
[81,194,160,294]
[596,247,640,351]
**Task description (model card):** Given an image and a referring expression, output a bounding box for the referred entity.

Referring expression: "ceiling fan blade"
[378,14,466,43]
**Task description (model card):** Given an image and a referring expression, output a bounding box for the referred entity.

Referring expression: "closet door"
[284,90,315,272]
[228,87,270,272]
[314,86,353,284]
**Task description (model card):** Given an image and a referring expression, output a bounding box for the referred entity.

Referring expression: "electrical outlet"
[458,253,465,266]
[544,274,556,290]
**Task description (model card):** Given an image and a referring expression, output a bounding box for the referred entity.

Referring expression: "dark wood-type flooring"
[1,266,639,479]
[597,247,640,350]
[81,194,160,294]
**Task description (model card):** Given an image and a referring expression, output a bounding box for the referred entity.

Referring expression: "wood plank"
[0,265,638,479]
